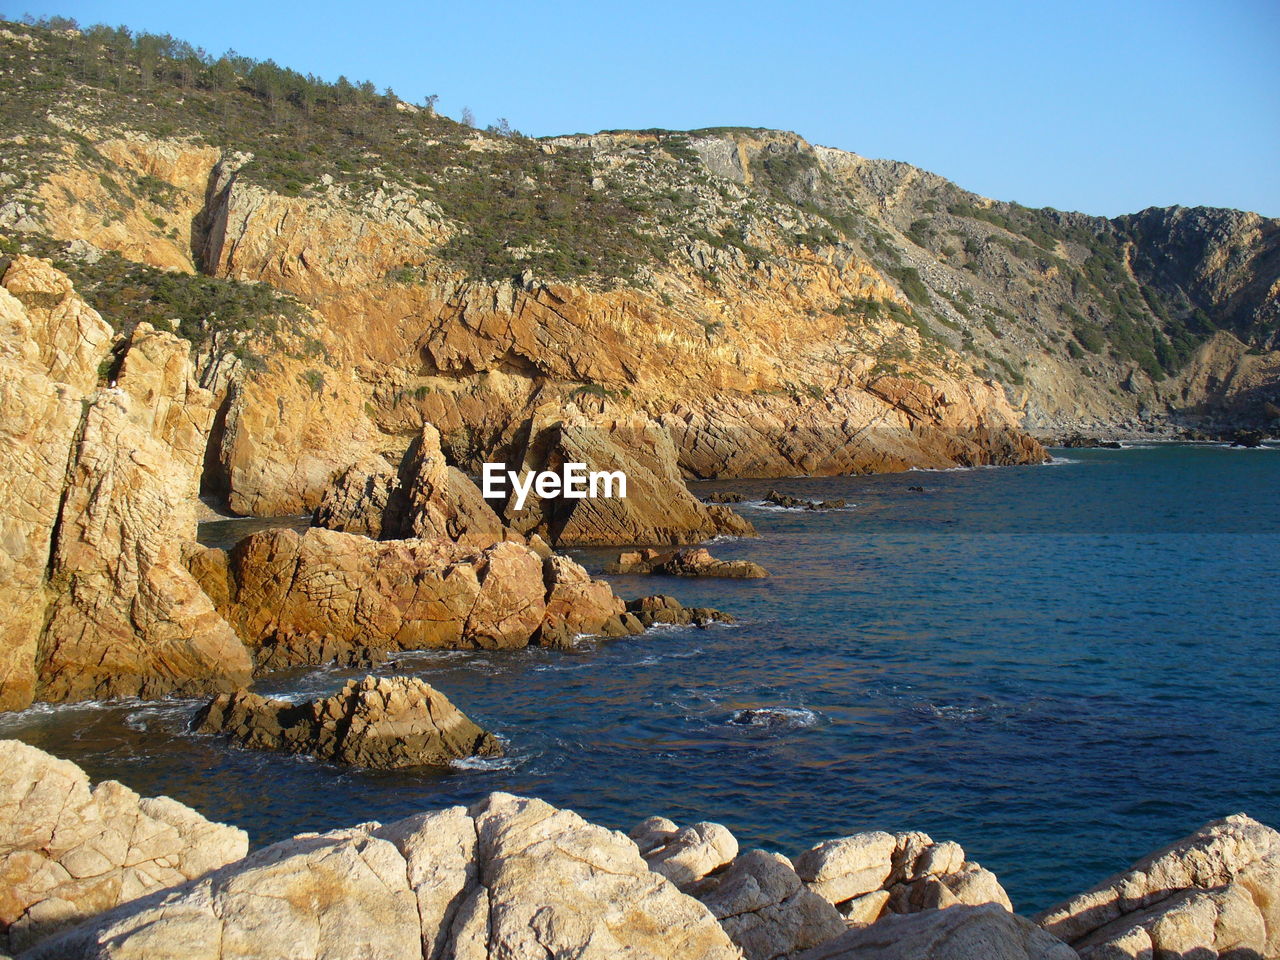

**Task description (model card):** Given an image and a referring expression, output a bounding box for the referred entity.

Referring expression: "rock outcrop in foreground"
[194,675,502,769]
[4,742,1280,960]
[1036,813,1280,960]
[0,740,246,956]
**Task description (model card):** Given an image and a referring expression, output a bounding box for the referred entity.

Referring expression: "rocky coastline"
[2,740,1276,960]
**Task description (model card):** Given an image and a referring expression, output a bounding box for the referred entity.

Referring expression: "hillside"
[0,18,1276,526]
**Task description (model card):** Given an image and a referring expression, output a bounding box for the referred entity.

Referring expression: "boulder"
[605,546,769,578]
[1035,814,1280,959]
[0,739,247,955]
[626,594,736,628]
[765,490,847,510]
[630,816,739,889]
[29,792,741,960]
[698,849,847,960]
[794,829,1011,923]
[194,675,502,769]
[793,903,1079,960]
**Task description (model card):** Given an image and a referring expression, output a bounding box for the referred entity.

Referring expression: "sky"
[9,0,1279,218]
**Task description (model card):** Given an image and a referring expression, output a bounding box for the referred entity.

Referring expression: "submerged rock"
[1035,813,1280,960]
[0,739,247,955]
[194,675,502,769]
[605,546,769,578]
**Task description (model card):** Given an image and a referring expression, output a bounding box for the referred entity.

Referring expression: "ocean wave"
[449,754,523,772]
[726,706,820,729]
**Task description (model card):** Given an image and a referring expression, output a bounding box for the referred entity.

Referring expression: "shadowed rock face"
[1035,814,1280,960]
[606,546,770,578]
[0,740,247,956]
[194,675,502,769]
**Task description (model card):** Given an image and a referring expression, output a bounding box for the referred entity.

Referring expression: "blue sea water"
[3,444,1278,913]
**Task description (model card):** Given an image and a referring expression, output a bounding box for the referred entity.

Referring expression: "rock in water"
[1035,813,1280,959]
[0,739,247,955]
[605,546,770,578]
[196,676,502,769]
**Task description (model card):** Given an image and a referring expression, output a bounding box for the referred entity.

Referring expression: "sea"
[3,443,1278,913]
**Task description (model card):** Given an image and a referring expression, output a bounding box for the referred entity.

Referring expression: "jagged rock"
[29,792,741,960]
[626,594,736,627]
[502,409,757,546]
[0,260,250,709]
[314,425,512,547]
[191,527,643,669]
[793,903,1079,960]
[630,816,739,889]
[765,490,847,510]
[699,849,847,960]
[605,546,769,578]
[794,829,1011,923]
[195,675,502,769]
[1035,814,1280,959]
[0,739,247,955]
[705,491,746,503]
[540,554,629,640]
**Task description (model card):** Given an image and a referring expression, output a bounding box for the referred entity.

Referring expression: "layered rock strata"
[0,257,250,710]
[0,740,247,956]
[194,675,502,769]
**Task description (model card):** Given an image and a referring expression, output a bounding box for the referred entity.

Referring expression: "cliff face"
[0,20,1275,541]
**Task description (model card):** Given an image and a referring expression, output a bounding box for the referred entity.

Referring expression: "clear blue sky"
[11,0,1279,217]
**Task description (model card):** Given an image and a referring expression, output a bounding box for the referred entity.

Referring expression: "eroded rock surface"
[195,675,502,769]
[626,594,737,628]
[1035,814,1280,960]
[794,903,1079,960]
[0,258,250,709]
[0,739,247,955]
[29,792,741,960]
[794,829,1012,924]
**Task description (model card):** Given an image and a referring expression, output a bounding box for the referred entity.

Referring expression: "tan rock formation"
[1035,814,1280,959]
[314,424,511,546]
[794,903,1079,960]
[195,675,502,769]
[37,323,252,702]
[630,816,740,889]
[699,849,848,960]
[626,594,737,628]
[794,828,1012,923]
[193,527,643,668]
[0,739,247,955]
[29,792,741,960]
[0,259,249,708]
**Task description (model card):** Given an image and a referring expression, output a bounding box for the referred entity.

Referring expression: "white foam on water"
[726,706,820,729]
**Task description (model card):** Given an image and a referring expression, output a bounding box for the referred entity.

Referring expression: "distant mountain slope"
[0,16,1276,499]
